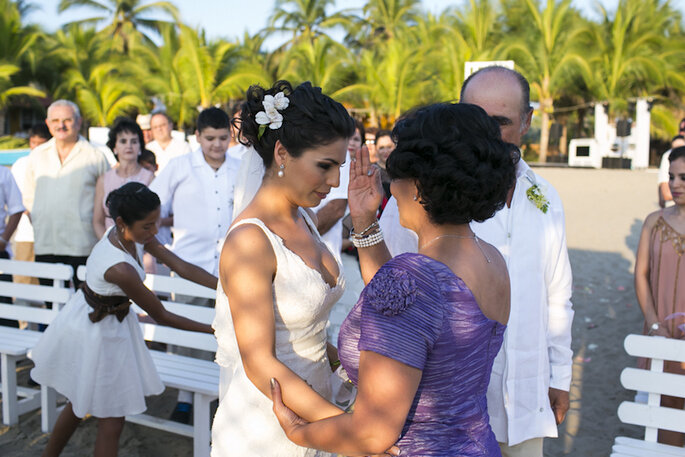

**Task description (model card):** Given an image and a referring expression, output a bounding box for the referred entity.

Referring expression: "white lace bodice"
[213,209,345,369]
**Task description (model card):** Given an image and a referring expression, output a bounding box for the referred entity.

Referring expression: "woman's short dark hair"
[375,129,392,145]
[387,103,517,225]
[107,117,145,160]
[669,146,685,163]
[106,182,160,226]
[239,80,355,169]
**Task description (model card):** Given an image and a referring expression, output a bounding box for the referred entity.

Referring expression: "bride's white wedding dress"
[211,209,345,457]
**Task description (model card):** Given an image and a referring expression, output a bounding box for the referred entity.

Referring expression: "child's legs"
[94,416,125,457]
[42,402,82,457]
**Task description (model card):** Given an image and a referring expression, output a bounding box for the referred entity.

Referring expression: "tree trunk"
[539,98,552,163]
[560,122,568,157]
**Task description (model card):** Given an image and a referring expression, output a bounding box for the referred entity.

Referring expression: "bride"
[210,80,355,456]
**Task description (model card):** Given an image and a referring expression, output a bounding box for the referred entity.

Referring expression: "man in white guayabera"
[379,66,574,457]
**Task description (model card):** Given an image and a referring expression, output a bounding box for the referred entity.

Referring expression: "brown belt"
[81,283,131,323]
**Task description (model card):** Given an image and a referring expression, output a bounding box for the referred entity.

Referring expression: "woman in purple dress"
[271,102,517,456]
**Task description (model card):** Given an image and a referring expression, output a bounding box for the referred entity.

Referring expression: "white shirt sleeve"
[2,169,24,216]
[545,195,574,391]
[657,150,671,184]
[149,159,176,217]
[378,197,418,257]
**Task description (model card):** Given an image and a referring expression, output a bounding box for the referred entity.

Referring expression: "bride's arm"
[220,224,344,422]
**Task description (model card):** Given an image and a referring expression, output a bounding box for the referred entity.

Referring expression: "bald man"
[379,67,573,457]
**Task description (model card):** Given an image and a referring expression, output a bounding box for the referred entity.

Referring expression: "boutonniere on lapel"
[526,183,549,214]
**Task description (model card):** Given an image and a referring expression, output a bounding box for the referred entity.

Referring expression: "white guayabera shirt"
[150,148,240,276]
[379,159,574,446]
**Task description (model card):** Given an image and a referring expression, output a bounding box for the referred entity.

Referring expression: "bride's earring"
[413,194,418,201]
[278,164,285,178]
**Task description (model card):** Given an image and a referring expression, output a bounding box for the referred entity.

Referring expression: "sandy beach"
[0,166,660,456]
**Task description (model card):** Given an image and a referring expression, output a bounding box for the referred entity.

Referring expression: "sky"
[27,0,632,46]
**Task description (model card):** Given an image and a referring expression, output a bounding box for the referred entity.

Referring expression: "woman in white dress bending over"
[30,182,216,457]
[210,80,355,456]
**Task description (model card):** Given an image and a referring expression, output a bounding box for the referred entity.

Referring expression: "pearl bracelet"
[351,228,384,248]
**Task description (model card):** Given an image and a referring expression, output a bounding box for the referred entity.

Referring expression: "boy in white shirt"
[150,107,240,423]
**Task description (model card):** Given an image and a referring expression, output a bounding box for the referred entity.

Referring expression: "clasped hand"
[270,378,400,457]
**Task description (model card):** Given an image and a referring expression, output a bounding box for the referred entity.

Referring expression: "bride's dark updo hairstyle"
[106,182,160,226]
[238,80,355,169]
[387,102,517,225]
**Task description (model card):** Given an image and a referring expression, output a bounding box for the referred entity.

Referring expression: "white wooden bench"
[611,334,685,457]
[45,267,219,457]
[0,259,74,430]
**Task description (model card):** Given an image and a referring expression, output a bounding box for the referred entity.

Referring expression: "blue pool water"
[0,149,30,166]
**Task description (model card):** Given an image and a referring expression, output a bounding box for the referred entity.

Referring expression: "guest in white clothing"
[0,164,25,327]
[149,107,240,423]
[378,66,573,457]
[23,99,110,288]
[147,112,191,172]
[11,124,50,285]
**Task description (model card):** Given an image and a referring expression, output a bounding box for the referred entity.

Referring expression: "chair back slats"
[617,402,685,434]
[624,334,685,363]
[620,368,685,399]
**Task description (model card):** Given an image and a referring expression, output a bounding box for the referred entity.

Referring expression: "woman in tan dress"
[635,145,685,446]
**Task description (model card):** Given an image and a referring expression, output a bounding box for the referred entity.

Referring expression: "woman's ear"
[273,140,289,167]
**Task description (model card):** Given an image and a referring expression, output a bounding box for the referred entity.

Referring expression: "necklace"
[420,233,492,263]
[111,229,142,266]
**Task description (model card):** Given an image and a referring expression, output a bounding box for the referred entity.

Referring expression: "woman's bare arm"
[634,212,670,337]
[272,350,419,456]
[348,146,391,284]
[144,237,217,290]
[104,262,213,333]
[221,224,343,422]
[92,174,106,239]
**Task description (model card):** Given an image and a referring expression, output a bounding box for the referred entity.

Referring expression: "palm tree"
[136,25,270,127]
[50,24,145,125]
[361,0,421,41]
[580,0,684,116]
[501,0,591,162]
[335,28,435,127]
[277,35,352,95]
[268,0,357,47]
[0,0,46,109]
[0,63,45,109]
[57,0,180,53]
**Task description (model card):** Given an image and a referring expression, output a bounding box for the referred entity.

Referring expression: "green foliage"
[2,0,685,145]
[0,135,29,149]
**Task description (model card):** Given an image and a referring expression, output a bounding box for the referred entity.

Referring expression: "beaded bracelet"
[350,220,379,238]
[351,229,384,248]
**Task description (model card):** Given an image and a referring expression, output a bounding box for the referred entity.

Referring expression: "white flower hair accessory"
[256,92,290,138]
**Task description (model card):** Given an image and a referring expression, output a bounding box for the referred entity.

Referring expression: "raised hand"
[348,145,383,223]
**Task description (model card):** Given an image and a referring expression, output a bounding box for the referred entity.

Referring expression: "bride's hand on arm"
[221,226,343,422]
[349,145,392,283]
[271,351,417,457]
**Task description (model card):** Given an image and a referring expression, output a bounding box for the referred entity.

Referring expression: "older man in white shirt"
[147,112,191,172]
[23,100,110,288]
[379,67,573,457]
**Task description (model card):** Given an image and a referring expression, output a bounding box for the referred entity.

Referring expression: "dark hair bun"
[106,182,160,226]
[239,80,354,168]
[387,103,517,225]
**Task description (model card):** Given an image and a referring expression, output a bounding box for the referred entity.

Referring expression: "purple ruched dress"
[338,253,505,456]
